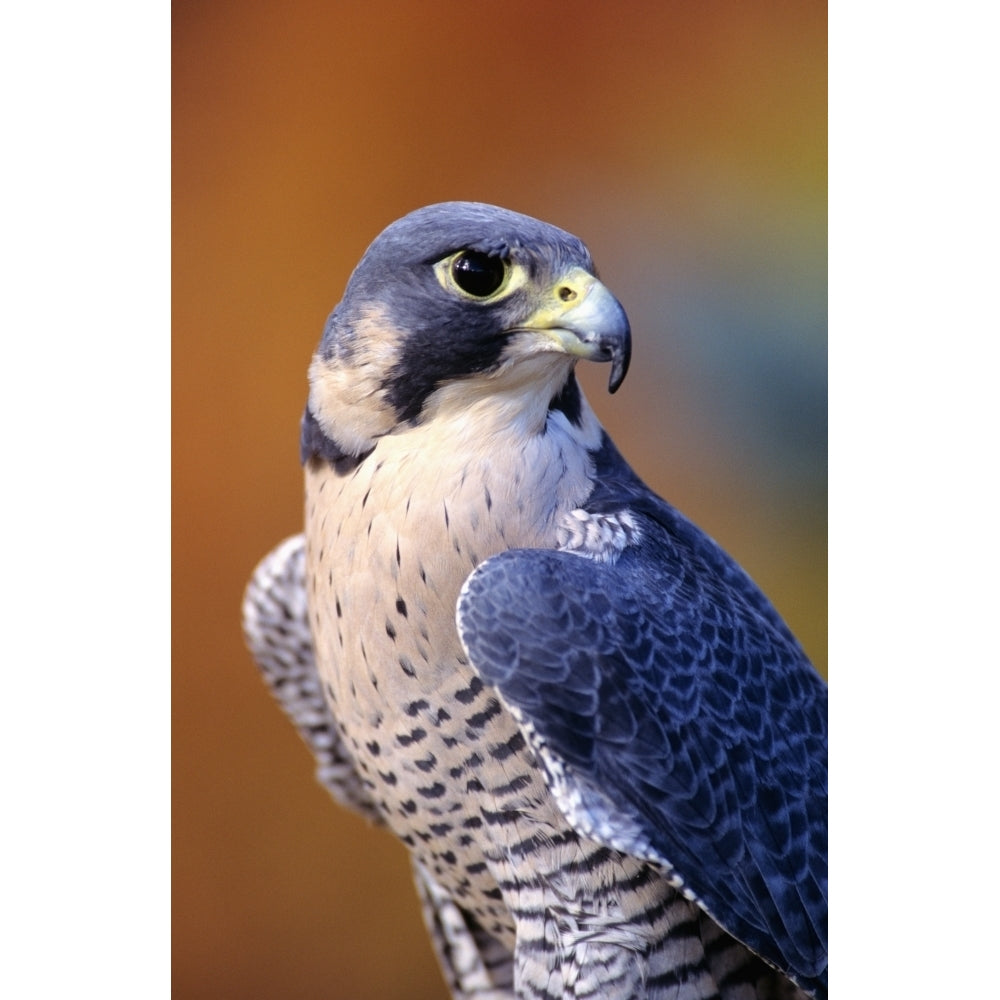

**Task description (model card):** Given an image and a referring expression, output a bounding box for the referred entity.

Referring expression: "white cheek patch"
[308,305,404,456]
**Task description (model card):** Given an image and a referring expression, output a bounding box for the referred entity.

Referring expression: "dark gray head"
[304,201,631,463]
[343,201,594,303]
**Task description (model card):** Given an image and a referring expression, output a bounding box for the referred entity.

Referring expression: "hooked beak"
[516,267,632,393]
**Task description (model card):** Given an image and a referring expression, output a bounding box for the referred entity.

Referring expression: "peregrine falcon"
[243,202,828,1000]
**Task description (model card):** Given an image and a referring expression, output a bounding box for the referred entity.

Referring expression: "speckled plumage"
[243,202,827,999]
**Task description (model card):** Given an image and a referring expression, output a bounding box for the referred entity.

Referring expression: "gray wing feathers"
[456,537,827,998]
[242,534,380,821]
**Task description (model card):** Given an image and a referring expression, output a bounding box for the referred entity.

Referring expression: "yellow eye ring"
[435,250,526,302]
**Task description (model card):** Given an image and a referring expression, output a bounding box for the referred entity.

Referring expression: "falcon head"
[302,201,631,464]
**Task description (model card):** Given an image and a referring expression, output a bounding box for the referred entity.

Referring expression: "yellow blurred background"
[173,2,826,997]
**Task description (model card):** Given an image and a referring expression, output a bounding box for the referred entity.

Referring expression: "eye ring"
[450,251,508,299]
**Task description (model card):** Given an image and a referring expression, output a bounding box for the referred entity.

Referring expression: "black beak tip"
[606,328,632,394]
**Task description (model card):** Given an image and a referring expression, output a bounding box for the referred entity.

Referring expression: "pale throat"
[305,373,606,618]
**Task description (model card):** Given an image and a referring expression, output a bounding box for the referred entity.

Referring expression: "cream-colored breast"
[303,401,603,925]
[305,400,602,709]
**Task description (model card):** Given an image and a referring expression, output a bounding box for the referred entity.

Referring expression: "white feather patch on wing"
[555,508,642,563]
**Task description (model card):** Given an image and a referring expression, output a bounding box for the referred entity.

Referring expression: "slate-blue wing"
[456,498,827,998]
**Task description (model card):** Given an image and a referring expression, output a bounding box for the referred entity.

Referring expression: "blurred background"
[173,2,826,997]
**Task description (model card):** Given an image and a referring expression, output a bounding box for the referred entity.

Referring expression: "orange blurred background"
[173,3,826,997]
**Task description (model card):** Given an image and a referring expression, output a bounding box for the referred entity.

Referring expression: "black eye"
[450,251,507,298]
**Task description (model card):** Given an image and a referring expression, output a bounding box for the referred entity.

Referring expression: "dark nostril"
[558,285,577,302]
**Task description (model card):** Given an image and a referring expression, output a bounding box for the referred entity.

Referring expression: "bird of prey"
[243,201,827,1000]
